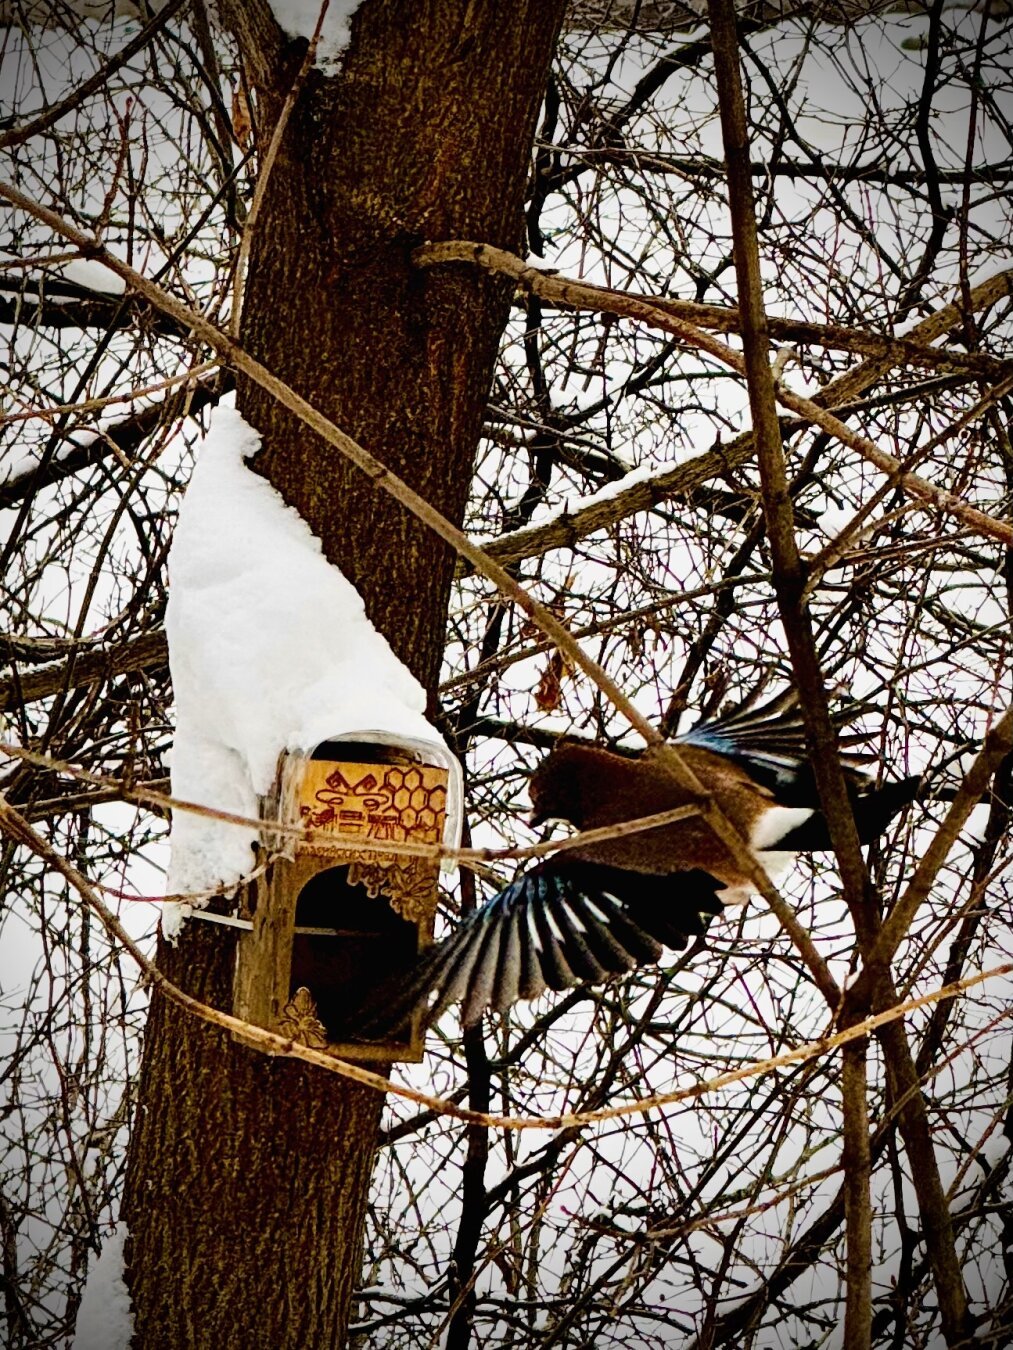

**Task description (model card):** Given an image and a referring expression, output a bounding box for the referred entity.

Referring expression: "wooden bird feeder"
[232,734,460,1062]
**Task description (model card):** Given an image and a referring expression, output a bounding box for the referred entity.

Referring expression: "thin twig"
[0,736,700,872]
[413,241,1013,548]
[229,0,332,336]
[0,0,189,150]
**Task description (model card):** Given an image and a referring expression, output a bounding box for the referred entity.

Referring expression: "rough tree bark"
[121,3,567,1345]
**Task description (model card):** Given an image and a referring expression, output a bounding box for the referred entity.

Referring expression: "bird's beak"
[530,808,566,829]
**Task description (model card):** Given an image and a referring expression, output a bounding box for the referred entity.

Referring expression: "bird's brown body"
[530,741,787,892]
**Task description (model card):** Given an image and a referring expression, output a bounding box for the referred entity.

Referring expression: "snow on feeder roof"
[163,406,460,938]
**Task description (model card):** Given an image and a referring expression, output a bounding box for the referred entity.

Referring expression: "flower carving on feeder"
[278,987,328,1049]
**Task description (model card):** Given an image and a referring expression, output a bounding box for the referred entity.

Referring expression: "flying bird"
[362,701,924,1032]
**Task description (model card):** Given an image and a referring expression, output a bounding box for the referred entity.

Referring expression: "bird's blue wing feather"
[677,702,872,801]
[366,860,726,1030]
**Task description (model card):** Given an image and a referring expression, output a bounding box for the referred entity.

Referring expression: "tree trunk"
[121,3,566,1345]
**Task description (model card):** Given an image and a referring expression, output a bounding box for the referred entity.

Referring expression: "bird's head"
[528,741,591,828]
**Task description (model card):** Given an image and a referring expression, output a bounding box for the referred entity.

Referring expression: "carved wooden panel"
[295,759,448,922]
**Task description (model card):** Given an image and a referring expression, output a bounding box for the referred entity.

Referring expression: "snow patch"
[72,1223,133,1350]
[164,407,459,935]
[2,249,129,296]
[266,1,363,73]
[53,257,127,296]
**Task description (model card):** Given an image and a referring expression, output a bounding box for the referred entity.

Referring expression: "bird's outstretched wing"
[360,861,725,1032]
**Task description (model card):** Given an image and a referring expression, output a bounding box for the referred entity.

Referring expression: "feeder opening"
[289,865,418,1042]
